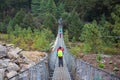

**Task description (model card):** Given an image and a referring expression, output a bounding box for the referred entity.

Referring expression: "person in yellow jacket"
[57,46,64,67]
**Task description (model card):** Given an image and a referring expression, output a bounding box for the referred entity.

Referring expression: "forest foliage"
[0,0,120,54]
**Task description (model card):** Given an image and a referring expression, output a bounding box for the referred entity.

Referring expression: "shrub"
[83,43,92,54]
[98,63,105,68]
[96,54,102,62]
[0,33,8,42]
[32,31,50,51]
[103,47,118,54]
[69,45,82,55]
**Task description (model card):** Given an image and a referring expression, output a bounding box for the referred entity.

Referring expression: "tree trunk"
[28,0,32,11]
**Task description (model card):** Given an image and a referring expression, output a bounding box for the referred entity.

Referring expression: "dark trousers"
[60,33,61,38]
[58,57,63,67]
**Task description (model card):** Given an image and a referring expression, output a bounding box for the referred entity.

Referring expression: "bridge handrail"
[68,54,120,80]
[76,58,120,79]
[8,53,48,80]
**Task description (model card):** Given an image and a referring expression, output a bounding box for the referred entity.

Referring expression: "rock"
[7,71,17,79]
[20,51,45,62]
[0,45,7,58]
[109,60,113,64]
[4,59,11,62]
[6,44,14,47]
[6,44,14,51]
[0,60,9,68]
[113,67,119,71]
[0,69,5,80]
[7,62,20,72]
[7,52,18,59]
[0,42,6,46]
[101,54,111,58]
[16,57,24,64]
[20,63,34,71]
[101,59,106,63]
[7,47,22,59]
[14,56,29,66]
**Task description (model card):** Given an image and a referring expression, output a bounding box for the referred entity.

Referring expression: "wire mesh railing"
[61,42,120,80]
[8,54,48,80]
[74,58,120,80]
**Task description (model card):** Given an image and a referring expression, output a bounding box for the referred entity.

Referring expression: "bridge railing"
[62,37,120,80]
[75,58,120,80]
[8,54,48,80]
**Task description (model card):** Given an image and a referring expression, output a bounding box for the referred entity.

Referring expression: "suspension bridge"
[8,18,120,80]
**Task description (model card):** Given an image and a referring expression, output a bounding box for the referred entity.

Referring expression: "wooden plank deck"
[52,57,71,80]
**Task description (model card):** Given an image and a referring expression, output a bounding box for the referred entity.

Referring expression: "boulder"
[0,69,5,80]
[0,42,6,46]
[4,59,11,62]
[7,62,20,72]
[0,60,9,68]
[0,45,7,58]
[6,44,14,47]
[7,71,17,79]
[7,47,22,59]
[20,63,34,71]
[20,51,45,62]
[6,44,14,51]
[15,57,24,64]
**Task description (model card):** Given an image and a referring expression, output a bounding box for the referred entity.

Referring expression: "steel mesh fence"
[75,59,120,80]
[8,54,48,80]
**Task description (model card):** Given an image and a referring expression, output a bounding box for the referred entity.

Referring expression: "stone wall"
[0,43,46,79]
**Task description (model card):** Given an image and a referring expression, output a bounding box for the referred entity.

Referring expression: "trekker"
[57,46,64,67]
[59,28,62,38]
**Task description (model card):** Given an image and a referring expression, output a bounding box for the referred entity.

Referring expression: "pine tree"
[56,3,65,19]
[32,0,40,14]
[67,11,83,41]
[32,30,50,51]
[112,5,120,47]
[46,0,56,15]
[64,30,69,43]
[81,21,103,53]
[13,24,22,37]
[22,12,34,29]
[11,9,25,28]
[43,13,57,34]
[0,16,10,33]
[98,15,113,46]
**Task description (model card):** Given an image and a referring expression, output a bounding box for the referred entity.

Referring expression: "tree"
[67,11,83,41]
[80,21,103,53]
[42,28,55,42]
[28,0,32,10]
[11,9,25,28]
[39,0,48,13]
[13,24,22,37]
[64,0,77,12]
[46,0,56,15]
[55,3,65,19]
[32,30,50,51]
[0,16,10,33]
[98,15,113,46]
[43,13,57,34]
[32,0,48,14]
[64,30,69,43]
[112,5,120,47]
[0,0,31,21]
[22,12,34,29]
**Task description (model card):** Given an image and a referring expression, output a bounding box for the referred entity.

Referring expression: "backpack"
[57,50,63,57]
